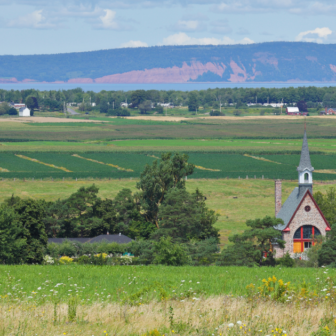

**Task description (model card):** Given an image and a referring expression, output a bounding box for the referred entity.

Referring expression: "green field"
[0,265,334,302]
[3,117,336,142]
[1,151,336,180]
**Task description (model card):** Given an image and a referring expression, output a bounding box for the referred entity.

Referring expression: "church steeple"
[297,129,314,186]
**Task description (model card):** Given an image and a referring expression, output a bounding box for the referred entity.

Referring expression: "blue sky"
[0,0,335,55]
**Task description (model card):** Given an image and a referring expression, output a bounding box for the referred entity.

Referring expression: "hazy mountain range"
[1,42,336,84]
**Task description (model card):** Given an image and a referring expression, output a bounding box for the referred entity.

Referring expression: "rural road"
[67,107,80,115]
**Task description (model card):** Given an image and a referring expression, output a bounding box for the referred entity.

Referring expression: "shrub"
[153,237,190,266]
[59,256,73,264]
[210,110,224,116]
[7,108,18,115]
[43,255,54,265]
[276,252,295,267]
[58,241,77,257]
[77,255,90,264]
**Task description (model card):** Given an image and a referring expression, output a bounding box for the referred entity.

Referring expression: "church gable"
[280,191,330,255]
[286,191,330,233]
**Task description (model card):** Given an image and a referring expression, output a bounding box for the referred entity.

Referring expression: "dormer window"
[304,173,309,182]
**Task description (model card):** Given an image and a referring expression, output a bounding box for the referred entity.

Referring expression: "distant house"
[286,107,300,115]
[324,108,336,115]
[48,233,133,245]
[14,103,26,109]
[19,107,30,117]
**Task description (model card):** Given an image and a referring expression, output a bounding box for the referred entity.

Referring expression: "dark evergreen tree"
[217,216,285,267]
[14,199,48,264]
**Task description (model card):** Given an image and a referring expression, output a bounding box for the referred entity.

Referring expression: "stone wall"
[273,192,328,258]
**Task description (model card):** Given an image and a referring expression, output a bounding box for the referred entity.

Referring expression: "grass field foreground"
[1,265,336,335]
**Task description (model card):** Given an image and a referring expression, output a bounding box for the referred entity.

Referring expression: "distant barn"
[286,107,300,115]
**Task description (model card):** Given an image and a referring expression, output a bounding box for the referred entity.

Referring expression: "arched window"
[293,225,321,253]
[304,173,309,182]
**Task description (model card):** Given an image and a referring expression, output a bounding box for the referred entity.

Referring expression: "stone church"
[273,129,330,257]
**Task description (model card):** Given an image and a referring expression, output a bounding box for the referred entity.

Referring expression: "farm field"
[1,265,336,335]
[0,178,334,243]
[2,117,336,141]
[2,152,336,180]
[2,138,336,153]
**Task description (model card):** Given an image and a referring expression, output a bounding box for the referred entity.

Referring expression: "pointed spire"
[297,129,314,172]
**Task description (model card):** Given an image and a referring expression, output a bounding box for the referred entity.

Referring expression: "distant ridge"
[1,42,336,84]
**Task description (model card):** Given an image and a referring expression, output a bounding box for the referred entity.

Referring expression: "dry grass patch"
[1,296,333,335]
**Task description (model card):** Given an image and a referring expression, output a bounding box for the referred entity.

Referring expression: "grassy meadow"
[1,265,336,335]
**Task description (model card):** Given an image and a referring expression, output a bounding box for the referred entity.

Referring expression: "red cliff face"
[4,60,265,83]
[95,61,227,83]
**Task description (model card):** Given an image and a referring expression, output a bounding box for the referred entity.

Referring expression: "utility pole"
[281,98,283,115]
[113,101,114,109]
[256,96,257,104]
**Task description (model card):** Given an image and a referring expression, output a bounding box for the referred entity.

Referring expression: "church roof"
[297,129,314,172]
[275,186,311,230]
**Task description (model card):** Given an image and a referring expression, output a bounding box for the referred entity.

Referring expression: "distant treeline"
[2,86,336,111]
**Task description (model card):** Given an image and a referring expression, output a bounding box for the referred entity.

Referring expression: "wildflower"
[181,280,185,282]
[228,323,234,328]
[237,321,242,325]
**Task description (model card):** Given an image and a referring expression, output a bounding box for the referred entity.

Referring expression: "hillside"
[1,42,336,83]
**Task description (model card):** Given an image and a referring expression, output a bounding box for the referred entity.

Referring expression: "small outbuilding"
[19,107,31,117]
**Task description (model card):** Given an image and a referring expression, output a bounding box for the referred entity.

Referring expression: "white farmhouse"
[19,107,31,117]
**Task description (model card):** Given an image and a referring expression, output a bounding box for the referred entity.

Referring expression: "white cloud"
[7,9,61,29]
[161,32,254,46]
[98,9,119,29]
[296,27,332,43]
[120,40,148,48]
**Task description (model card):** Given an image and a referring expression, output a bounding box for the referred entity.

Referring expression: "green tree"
[99,99,109,113]
[137,152,194,228]
[138,100,152,114]
[188,92,199,112]
[25,96,39,116]
[297,100,308,112]
[0,102,10,115]
[217,216,285,267]
[14,199,48,264]
[153,188,219,242]
[0,205,27,264]
[318,224,336,266]
[153,236,189,266]
[130,90,147,108]
[314,188,336,224]
[156,105,164,114]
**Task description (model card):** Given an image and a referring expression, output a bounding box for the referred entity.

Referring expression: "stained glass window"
[293,225,321,239]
